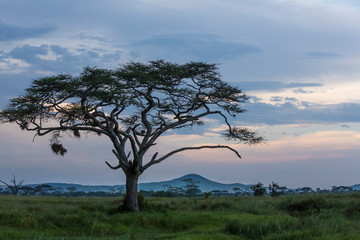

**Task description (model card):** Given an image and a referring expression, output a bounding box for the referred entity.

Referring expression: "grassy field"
[1,193,360,240]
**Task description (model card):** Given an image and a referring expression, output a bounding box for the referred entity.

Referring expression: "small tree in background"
[0,175,24,196]
[298,187,313,194]
[0,60,263,211]
[182,178,201,196]
[269,182,280,197]
[35,184,54,195]
[204,192,211,198]
[21,186,35,195]
[67,187,77,196]
[233,187,241,196]
[251,182,266,197]
[54,187,63,196]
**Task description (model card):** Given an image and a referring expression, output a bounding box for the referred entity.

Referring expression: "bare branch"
[105,161,122,170]
[142,145,241,171]
[0,175,25,195]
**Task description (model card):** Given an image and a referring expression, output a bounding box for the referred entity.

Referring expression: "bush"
[344,201,360,218]
[278,197,323,217]
[137,192,147,210]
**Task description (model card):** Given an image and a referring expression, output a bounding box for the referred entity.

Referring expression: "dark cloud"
[6,44,121,74]
[305,51,343,59]
[0,44,122,107]
[0,21,55,41]
[234,81,322,91]
[130,33,263,61]
[10,45,48,63]
[240,100,360,125]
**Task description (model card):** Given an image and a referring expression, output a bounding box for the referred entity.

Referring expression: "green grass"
[0,194,360,239]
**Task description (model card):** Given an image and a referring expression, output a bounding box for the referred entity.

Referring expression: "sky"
[0,0,360,189]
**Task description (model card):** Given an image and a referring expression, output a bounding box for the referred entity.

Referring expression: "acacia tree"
[251,182,266,197]
[182,178,201,196]
[0,60,262,211]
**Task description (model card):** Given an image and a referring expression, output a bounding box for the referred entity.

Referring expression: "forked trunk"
[124,172,139,212]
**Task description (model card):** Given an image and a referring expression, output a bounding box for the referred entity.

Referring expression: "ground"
[1,193,360,239]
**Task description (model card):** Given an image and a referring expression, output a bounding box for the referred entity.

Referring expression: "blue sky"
[1,0,360,188]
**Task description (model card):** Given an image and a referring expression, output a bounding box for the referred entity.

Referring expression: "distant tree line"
[0,176,357,197]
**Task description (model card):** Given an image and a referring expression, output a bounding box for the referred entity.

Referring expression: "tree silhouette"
[35,184,54,195]
[233,187,241,196]
[269,182,280,197]
[67,187,77,196]
[0,175,24,196]
[21,186,34,195]
[0,60,262,211]
[182,178,201,196]
[251,182,266,197]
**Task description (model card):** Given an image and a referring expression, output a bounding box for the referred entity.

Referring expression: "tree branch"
[141,145,241,171]
[105,160,122,170]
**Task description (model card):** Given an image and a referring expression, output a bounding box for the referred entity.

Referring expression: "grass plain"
[1,193,360,239]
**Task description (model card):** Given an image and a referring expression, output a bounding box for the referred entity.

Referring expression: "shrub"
[204,192,211,199]
[137,192,147,210]
[278,197,324,217]
[344,201,360,218]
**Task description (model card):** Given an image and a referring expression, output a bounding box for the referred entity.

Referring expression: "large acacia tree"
[0,60,262,211]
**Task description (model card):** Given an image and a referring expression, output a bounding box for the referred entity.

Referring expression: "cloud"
[10,45,49,63]
[305,51,343,59]
[0,21,55,41]
[235,81,322,91]
[77,33,109,43]
[0,43,122,106]
[185,129,360,162]
[293,88,314,94]
[130,33,263,61]
[5,44,122,74]
[241,130,360,163]
[241,100,360,125]
[270,96,283,102]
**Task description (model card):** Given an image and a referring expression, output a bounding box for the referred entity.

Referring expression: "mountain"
[138,174,251,193]
[351,184,360,191]
[26,183,121,193]
[25,174,251,193]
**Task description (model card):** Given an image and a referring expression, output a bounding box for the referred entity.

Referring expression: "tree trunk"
[124,172,139,212]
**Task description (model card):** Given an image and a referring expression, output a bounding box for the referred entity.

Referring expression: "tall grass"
[0,194,360,239]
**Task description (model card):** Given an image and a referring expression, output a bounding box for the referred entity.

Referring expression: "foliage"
[269,182,287,197]
[35,184,54,195]
[251,182,266,197]
[277,196,324,216]
[344,201,360,219]
[182,178,201,196]
[204,192,212,198]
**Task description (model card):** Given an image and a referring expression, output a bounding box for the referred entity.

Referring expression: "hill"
[25,174,251,193]
[139,174,251,193]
